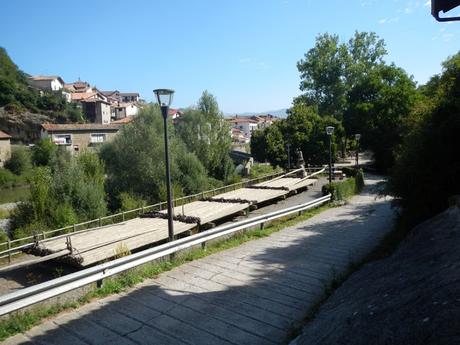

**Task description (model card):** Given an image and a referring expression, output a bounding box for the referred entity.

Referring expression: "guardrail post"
[99,217,102,227]
[42,232,46,240]
[73,224,76,233]
[7,239,11,264]
[122,211,125,222]
[260,223,264,230]
[142,206,145,215]
[66,236,73,255]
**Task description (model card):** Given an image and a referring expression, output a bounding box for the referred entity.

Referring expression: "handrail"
[0,194,331,316]
[0,170,286,258]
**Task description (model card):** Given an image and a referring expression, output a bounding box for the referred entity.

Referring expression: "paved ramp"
[6,176,394,345]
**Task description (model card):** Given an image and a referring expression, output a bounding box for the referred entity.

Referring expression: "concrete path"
[5,176,394,345]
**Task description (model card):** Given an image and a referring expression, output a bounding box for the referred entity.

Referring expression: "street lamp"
[326,126,334,184]
[355,133,361,169]
[153,88,175,242]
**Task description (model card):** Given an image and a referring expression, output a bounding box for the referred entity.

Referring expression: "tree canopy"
[389,52,460,224]
[100,104,223,211]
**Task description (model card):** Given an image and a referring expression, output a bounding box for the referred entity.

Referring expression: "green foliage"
[251,103,342,167]
[4,146,32,175]
[176,91,234,181]
[0,47,85,122]
[31,138,56,166]
[118,192,147,212]
[389,52,460,225]
[297,31,386,119]
[9,150,107,238]
[101,105,216,211]
[296,32,416,171]
[322,170,364,201]
[0,168,17,189]
[344,64,417,171]
[249,163,283,179]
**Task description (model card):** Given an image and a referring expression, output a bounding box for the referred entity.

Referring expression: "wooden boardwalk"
[30,175,316,267]
[6,176,395,345]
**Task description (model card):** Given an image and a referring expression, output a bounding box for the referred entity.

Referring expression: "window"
[53,134,71,145]
[90,133,106,144]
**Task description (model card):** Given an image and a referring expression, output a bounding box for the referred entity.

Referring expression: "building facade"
[0,130,12,167]
[41,123,124,154]
[28,76,65,91]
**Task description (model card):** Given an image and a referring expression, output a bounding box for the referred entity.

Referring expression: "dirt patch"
[292,204,460,345]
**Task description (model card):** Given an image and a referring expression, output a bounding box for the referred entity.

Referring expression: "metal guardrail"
[0,194,331,316]
[0,170,295,260]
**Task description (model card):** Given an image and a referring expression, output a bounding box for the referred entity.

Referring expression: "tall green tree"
[297,31,386,120]
[344,64,417,171]
[389,52,460,224]
[100,105,219,211]
[176,91,234,181]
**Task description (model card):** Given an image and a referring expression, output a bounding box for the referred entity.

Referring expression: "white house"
[28,76,65,91]
[227,116,259,139]
[112,102,140,120]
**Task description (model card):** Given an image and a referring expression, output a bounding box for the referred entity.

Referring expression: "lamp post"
[153,88,175,242]
[326,126,334,184]
[355,133,361,169]
[286,144,291,170]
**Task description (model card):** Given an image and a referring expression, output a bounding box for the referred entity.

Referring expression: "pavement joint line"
[188,260,325,289]
[148,281,288,338]
[126,289,272,345]
[159,271,303,317]
[151,278,292,333]
[167,268,311,305]
[122,294,235,345]
[188,260,324,294]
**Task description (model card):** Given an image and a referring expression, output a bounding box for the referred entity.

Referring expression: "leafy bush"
[32,139,56,166]
[0,168,17,188]
[4,146,31,175]
[118,192,147,212]
[341,166,357,177]
[249,163,283,179]
[322,170,365,201]
[389,52,460,225]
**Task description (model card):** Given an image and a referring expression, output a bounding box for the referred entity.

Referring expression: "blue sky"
[1,0,459,113]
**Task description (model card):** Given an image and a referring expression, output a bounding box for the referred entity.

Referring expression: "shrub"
[322,170,365,201]
[0,168,17,188]
[31,139,56,166]
[342,166,357,177]
[118,192,147,212]
[4,146,32,175]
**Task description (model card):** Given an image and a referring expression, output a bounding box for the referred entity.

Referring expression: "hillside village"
[1,70,279,161]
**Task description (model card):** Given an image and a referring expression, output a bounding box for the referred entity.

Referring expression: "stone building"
[0,130,12,167]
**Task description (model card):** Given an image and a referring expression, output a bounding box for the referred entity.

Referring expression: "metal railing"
[0,194,331,316]
[0,170,291,261]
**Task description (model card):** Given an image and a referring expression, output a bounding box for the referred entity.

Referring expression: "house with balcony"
[41,123,124,154]
[227,116,259,140]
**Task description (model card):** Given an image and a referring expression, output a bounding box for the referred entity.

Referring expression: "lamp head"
[432,0,460,21]
[153,89,174,107]
[355,133,361,141]
[326,126,335,136]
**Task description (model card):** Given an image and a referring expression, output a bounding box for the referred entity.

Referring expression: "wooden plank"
[210,188,289,204]
[166,201,250,225]
[36,218,195,266]
[254,177,317,191]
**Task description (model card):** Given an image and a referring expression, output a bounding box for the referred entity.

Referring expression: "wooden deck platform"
[167,200,250,225]
[253,177,317,191]
[210,187,289,204]
[35,218,196,267]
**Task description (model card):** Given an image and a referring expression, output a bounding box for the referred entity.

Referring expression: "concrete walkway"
[5,176,394,345]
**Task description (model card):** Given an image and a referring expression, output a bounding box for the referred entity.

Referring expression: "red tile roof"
[0,130,11,139]
[42,123,123,131]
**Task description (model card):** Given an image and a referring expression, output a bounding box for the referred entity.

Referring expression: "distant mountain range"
[225,108,288,118]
